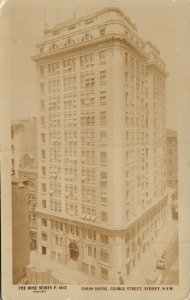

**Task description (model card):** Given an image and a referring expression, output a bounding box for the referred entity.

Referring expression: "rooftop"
[11,117,37,126]
[44,7,138,34]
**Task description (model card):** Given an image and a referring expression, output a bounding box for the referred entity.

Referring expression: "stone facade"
[32,7,169,283]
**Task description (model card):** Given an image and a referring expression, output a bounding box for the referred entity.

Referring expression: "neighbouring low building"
[19,153,38,251]
[11,117,37,177]
[12,177,30,283]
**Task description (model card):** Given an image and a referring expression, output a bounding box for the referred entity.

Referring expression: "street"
[127,220,178,285]
[159,231,179,284]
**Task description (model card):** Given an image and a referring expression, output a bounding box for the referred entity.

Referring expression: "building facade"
[166,129,178,218]
[32,7,169,283]
[11,118,37,176]
[19,153,38,251]
[11,118,38,251]
[166,129,178,191]
[12,177,30,283]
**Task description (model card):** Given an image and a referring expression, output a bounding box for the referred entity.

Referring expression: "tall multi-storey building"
[11,118,37,176]
[32,7,169,283]
[19,153,38,251]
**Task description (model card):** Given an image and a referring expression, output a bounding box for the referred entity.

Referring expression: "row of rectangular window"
[50,200,62,212]
[41,165,107,179]
[63,130,106,140]
[39,71,106,94]
[40,93,107,111]
[41,196,108,219]
[39,50,107,77]
[41,217,109,246]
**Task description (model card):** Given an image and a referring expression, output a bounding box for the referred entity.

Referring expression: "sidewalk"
[29,252,101,284]
[127,219,178,285]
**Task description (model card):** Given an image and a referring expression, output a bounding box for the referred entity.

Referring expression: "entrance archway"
[69,242,79,260]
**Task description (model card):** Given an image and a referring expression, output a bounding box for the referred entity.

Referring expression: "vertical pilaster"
[78,227,84,270]
[111,232,125,283]
[112,45,125,227]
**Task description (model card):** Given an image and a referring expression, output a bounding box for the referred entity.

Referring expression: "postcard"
[1,0,190,299]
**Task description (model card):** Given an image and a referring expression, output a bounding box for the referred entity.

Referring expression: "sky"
[1,0,179,129]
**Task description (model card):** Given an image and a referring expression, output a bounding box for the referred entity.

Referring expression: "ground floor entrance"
[42,246,47,255]
[69,242,79,260]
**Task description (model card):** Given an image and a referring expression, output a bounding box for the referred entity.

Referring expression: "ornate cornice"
[31,33,147,63]
[146,62,169,77]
